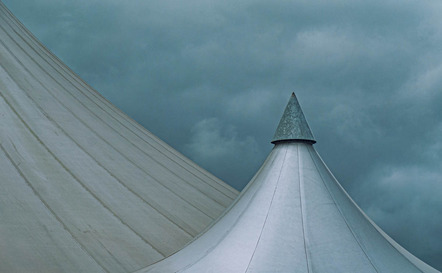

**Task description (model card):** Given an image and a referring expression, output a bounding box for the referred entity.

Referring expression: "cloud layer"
[4,0,442,270]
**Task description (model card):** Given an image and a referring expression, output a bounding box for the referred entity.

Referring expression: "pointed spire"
[271,92,316,144]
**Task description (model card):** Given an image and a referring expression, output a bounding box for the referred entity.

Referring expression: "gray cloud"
[4,0,442,269]
[184,117,263,189]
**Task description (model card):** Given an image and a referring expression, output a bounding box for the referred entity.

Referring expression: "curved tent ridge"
[0,1,238,272]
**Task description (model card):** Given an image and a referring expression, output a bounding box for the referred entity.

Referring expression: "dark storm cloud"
[3,0,442,269]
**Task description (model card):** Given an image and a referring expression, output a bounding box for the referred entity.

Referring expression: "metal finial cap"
[271,92,316,144]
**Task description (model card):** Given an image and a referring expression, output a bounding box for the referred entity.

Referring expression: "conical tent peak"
[271,92,316,144]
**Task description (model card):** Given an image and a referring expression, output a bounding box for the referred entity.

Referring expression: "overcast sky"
[3,0,442,270]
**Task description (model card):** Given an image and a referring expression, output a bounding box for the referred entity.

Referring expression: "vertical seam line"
[309,147,425,273]
[169,148,281,273]
[298,144,312,273]
[245,146,289,272]
[306,146,379,273]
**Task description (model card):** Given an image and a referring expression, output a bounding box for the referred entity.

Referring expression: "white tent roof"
[140,93,440,273]
[0,2,238,272]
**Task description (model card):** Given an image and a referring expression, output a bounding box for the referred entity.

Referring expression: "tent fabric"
[0,2,238,272]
